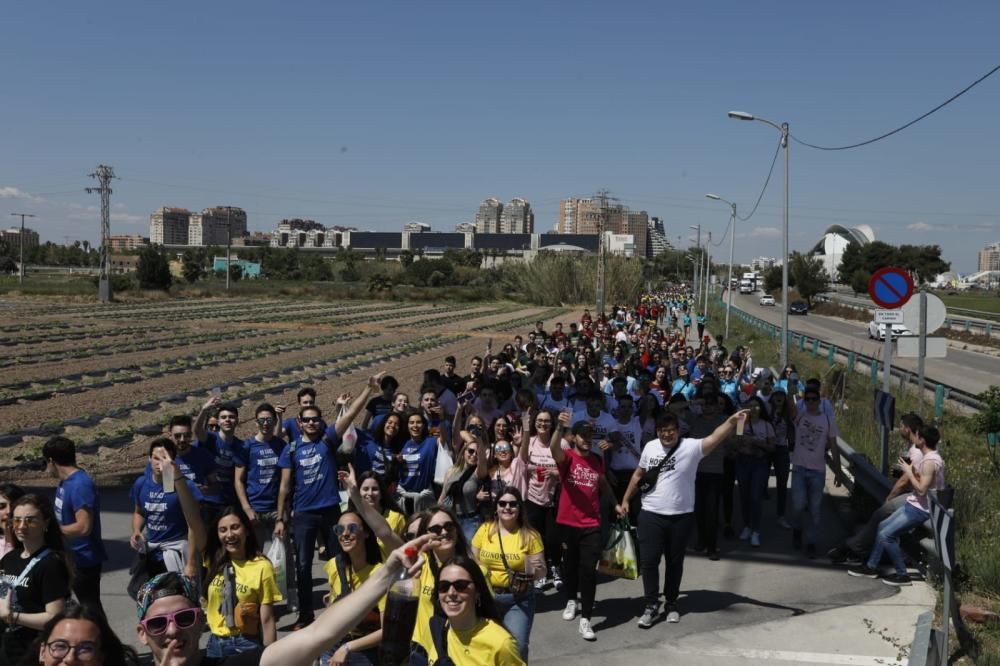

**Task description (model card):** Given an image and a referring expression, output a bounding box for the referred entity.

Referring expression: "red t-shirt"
[556,448,605,529]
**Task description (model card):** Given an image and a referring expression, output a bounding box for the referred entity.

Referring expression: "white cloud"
[906,221,935,232]
[0,186,45,204]
[907,220,998,233]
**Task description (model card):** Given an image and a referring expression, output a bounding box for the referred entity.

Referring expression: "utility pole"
[689,225,701,295]
[86,165,116,302]
[593,189,618,316]
[704,231,712,316]
[9,213,36,284]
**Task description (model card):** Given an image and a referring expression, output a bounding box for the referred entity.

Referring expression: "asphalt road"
[65,474,916,665]
[728,291,1000,395]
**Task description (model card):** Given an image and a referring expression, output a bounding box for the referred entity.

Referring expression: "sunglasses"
[426,521,457,536]
[44,640,99,662]
[12,516,40,527]
[437,579,475,594]
[403,531,417,541]
[141,607,202,635]
[334,523,362,537]
[805,396,820,402]
[300,417,322,423]
[207,424,221,431]
[494,445,512,454]
[256,417,276,425]
[497,500,519,509]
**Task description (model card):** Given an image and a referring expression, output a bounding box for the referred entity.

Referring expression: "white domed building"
[808,224,875,281]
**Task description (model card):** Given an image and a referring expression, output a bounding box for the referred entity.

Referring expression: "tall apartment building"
[979,243,1000,272]
[108,235,149,251]
[646,217,671,257]
[190,207,247,246]
[558,197,649,257]
[0,226,40,249]
[474,198,503,233]
[150,207,191,245]
[500,198,534,234]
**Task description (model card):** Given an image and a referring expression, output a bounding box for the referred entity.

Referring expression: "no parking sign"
[868,267,914,309]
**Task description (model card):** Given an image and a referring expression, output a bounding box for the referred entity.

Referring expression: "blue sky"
[1,2,997,271]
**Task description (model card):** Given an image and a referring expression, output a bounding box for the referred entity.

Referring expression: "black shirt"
[0,548,71,664]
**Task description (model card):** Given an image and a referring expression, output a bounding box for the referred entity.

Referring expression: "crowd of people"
[0,291,945,665]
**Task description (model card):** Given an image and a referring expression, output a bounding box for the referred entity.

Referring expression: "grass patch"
[935,291,1000,316]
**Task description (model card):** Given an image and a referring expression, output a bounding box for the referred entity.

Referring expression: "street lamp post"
[729,110,790,368]
[688,224,701,298]
[705,194,737,340]
[9,213,36,285]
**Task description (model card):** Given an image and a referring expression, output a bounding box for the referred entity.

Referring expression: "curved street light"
[729,110,790,368]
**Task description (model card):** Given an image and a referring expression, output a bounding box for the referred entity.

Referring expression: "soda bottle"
[378,548,421,666]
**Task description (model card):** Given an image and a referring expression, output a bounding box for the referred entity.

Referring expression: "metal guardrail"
[730,303,985,412]
[819,294,1000,337]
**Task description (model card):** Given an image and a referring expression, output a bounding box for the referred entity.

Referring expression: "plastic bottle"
[378,547,421,666]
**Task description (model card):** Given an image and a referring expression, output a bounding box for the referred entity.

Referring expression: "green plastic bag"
[597,516,638,580]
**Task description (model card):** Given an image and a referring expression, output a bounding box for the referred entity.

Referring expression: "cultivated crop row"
[471,307,571,332]
[384,305,521,329]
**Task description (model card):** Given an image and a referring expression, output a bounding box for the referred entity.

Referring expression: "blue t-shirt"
[201,432,240,505]
[176,445,217,503]
[344,429,392,478]
[398,437,438,493]
[234,436,287,513]
[720,379,739,404]
[671,379,696,401]
[130,474,191,543]
[55,470,107,568]
[278,436,339,513]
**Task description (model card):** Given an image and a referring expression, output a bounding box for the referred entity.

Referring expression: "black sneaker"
[805,544,817,559]
[881,573,912,587]
[827,546,848,564]
[792,529,802,550]
[847,564,879,578]
[708,549,721,561]
[845,551,864,565]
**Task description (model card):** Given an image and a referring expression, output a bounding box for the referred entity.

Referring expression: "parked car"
[868,321,911,340]
[788,300,809,315]
[759,294,775,306]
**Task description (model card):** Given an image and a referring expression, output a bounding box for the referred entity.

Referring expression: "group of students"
[0,293,947,665]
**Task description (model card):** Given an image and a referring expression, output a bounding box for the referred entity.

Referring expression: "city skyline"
[1,3,997,271]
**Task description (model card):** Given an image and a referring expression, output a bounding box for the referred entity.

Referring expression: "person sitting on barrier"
[828,412,925,564]
[848,425,945,586]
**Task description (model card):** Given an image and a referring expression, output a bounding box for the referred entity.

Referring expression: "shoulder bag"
[638,440,683,495]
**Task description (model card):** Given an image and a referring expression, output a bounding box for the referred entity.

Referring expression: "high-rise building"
[0,227,40,249]
[150,207,191,245]
[558,197,650,257]
[474,198,503,233]
[500,198,534,234]
[646,217,670,257]
[978,243,1000,272]
[190,207,248,246]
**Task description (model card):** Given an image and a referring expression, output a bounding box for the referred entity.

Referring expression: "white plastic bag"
[266,537,288,599]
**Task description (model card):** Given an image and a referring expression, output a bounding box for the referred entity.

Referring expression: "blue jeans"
[206,634,261,657]
[457,514,482,544]
[770,446,791,518]
[791,467,825,545]
[867,502,929,575]
[292,505,341,620]
[495,590,535,661]
[736,454,769,532]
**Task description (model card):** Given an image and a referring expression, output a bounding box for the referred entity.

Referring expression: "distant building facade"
[557,197,649,258]
[979,243,1000,272]
[751,256,777,271]
[150,207,191,245]
[0,226,40,249]
[500,198,534,234]
[808,224,875,281]
[404,222,432,233]
[190,207,247,246]
[108,235,149,251]
[474,198,504,233]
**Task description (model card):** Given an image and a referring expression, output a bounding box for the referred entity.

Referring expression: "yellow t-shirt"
[379,510,406,561]
[205,556,282,638]
[412,558,494,653]
[427,618,525,666]
[471,524,543,590]
[322,558,387,614]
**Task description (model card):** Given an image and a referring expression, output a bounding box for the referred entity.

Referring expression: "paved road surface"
[728,290,999,395]
[41,466,933,666]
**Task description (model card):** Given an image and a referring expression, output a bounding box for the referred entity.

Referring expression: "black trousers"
[637,510,694,607]
[694,472,723,553]
[560,525,601,619]
[74,564,103,614]
[525,500,562,569]
[722,457,737,526]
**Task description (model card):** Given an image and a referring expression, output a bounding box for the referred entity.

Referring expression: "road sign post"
[874,389,896,476]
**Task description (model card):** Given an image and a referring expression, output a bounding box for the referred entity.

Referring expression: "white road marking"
[675,646,905,665]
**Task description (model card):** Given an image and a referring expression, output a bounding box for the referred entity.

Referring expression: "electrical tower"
[592,189,618,316]
[86,165,116,302]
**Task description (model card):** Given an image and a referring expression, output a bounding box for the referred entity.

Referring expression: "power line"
[711,217,732,247]
[736,137,783,222]
[791,63,1000,151]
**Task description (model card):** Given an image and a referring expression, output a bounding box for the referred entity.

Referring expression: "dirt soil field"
[2,297,573,487]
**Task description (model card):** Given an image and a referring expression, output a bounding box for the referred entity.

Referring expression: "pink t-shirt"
[526,436,559,507]
[907,450,945,513]
[556,448,605,529]
[494,457,527,498]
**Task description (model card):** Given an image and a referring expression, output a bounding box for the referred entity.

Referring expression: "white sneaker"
[739,526,752,540]
[579,618,596,641]
[562,600,579,621]
[534,576,548,591]
[666,607,680,623]
[751,532,761,548]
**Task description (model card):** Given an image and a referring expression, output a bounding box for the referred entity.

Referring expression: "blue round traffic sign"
[868,267,914,309]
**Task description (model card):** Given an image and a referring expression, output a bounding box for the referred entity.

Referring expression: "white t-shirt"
[638,437,705,515]
[609,417,643,471]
